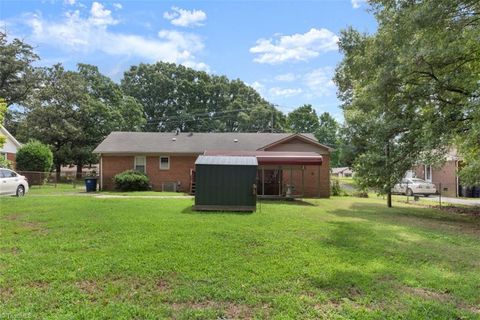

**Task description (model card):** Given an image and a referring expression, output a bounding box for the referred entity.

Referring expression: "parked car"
[0,168,29,197]
[393,178,436,197]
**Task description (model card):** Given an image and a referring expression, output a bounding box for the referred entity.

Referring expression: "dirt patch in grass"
[402,286,451,303]
[0,247,22,255]
[2,213,21,221]
[0,287,14,301]
[170,300,265,319]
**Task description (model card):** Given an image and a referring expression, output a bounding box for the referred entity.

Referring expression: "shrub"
[0,157,12,169]
[16,141,53,172]
[331,178,342,196]
[113,170,150,191]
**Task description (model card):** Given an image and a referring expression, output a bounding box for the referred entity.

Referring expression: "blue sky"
[1,0,377,121]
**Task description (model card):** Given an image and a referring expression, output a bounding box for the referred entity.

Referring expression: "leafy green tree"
[16,140,53,172]
[315,112,338,146]
[17,64,84,176]
[286,104,319,133]
[0,32,40,107]
[369,0,480,185]
[17,64,144,178]
[121,62,285,132]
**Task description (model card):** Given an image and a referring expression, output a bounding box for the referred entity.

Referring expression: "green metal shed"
[194,155,258,212]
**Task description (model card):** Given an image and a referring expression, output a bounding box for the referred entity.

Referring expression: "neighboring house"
[412,149,470,198]
[93,132,332,198]
[332,167,354,178]
[0,126,21,168]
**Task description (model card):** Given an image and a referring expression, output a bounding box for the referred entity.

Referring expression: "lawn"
[28,183,189,197]
[1,195,479,319]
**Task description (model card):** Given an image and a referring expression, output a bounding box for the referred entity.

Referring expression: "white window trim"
[424,165,432,182]
[159,156,170,170]
[134,155,146,174]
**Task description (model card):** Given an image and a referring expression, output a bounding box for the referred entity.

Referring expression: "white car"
[393,178,437,197]
[0,168,29,197]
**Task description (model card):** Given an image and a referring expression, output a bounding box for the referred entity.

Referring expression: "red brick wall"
[6,152,16,169]
[100,155,196,192]
[413,161,458,197]
[146,155,196,192]
[101,155,134,190]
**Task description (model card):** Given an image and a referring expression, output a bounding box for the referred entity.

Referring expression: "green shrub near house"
[16,140,53,172]
[113,170,150,191]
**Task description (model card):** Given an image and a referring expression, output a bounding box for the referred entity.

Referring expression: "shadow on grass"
[258,199,317,207]
[330,202,480,230]
[181,206,254,215]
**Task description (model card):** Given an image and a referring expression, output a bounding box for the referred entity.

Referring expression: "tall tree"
[17,64,145,177]
[121,62,285,132]
[286,104,319,133]
[0,32,40,107]
[315,112,338,146]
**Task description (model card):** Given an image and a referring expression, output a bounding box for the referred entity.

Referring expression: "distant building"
[332,167,354,178]
[0,126,21,168]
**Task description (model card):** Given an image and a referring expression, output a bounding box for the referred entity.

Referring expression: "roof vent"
[234,139,238,143]
[172,138,176,141]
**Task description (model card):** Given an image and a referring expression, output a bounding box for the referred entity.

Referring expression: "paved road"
[422,196,480,206]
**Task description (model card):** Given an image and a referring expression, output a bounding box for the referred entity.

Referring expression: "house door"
[258,169,282,196]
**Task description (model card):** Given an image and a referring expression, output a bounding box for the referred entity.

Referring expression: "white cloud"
[268,87,302,98]
[351,0,367,9]
[113,3,122,10]
[22,4,209,71]
[90,2,117,26]
[303,67,335,98]
[274,73,297,82]
[250,28,338,64]
[163,7,207,27]
[64,0,76,5]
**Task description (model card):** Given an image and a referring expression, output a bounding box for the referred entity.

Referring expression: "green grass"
[1,195,479,319]
[28,183,189,197]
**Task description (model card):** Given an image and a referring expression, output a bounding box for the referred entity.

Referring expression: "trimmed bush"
[16,141,53,172]
[113,170,150,191]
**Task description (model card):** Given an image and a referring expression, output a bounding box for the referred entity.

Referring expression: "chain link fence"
[16,170,97,189]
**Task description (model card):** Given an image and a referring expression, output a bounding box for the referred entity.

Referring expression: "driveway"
[422,196,480,206]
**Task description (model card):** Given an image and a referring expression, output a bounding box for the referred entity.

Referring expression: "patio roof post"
[302,165,305,197]
[317,164,321,197]
[278,166,281,196]
[262,167,265,196]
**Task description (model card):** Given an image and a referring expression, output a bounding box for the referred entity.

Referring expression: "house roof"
[195,155,258,166]
[332,167,351,174]
[0,125,22,148]
[93,132,332,154]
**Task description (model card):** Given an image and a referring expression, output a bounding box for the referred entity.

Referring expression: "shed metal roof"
[195,155,258,166]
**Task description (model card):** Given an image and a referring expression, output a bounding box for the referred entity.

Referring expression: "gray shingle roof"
[195,155,258,166]
[93,132,330,154]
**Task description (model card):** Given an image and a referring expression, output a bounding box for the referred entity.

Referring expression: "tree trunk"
[387,190,392,208]
[55,163,61,182]
[76,164,83,179]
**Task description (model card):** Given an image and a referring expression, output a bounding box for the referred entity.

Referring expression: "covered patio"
[204,151,323,198]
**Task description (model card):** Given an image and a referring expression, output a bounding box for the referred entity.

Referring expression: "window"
[1,169,16,178]
[160,156,170,170]
[424,165,432,182]
[134,156,146,173]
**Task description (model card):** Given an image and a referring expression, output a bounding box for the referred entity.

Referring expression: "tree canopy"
[121,62,285,132]
[335,0,480,205]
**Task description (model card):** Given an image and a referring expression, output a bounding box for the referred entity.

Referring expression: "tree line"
[0,32,343,176]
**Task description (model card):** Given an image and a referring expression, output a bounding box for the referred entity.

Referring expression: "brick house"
[0,125,21,168]
[413,149,462,197]
[93,132,332,198]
